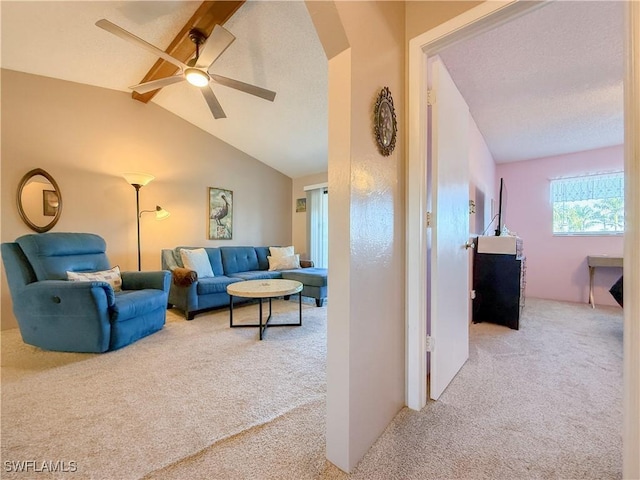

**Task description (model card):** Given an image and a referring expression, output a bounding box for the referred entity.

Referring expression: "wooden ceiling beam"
[132,0,245,104]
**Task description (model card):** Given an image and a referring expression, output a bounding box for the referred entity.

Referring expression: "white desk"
[587,255,623,308]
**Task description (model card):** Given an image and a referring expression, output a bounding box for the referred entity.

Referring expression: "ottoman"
[281,268,328,307]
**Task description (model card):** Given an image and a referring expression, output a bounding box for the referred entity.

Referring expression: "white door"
[429,57,470,400]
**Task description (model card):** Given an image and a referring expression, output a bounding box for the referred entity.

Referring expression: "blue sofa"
[162,246,327,320]
[2,233,171,353]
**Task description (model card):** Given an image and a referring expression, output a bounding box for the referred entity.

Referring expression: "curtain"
[307,187,328,268]
[551,172,624,202]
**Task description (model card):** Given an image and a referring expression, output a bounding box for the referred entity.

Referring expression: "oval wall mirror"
[17,168,63,233]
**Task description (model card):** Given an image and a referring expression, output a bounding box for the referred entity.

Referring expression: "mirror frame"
[17,168,63,233]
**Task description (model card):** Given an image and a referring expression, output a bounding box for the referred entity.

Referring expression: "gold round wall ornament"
[374,86,397,156]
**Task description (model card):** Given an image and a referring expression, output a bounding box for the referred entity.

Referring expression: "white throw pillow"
[67,266,122,292]
[179,248,214,278]
[269,246,294,259]
[268,254,300,271]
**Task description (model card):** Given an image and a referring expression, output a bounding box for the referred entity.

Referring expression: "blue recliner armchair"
[1,232,170,353]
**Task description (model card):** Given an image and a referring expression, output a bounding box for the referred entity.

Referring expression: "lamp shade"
[155,206,170,220]
[123,172,155,187]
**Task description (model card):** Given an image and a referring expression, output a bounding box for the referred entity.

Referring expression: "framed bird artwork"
[209,187,233,240]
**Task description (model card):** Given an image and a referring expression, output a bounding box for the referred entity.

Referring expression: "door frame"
[406,3,639,477]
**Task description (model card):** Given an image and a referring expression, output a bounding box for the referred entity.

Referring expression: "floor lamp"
[123,173,170,271]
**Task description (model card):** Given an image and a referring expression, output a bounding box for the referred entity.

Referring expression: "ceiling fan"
[95,19,276,119]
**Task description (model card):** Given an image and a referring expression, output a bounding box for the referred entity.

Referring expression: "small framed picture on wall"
[296,198,306,213]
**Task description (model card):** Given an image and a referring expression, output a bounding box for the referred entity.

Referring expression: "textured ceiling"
[439,0,624,163]
[1,1,328,178]
[1,1,624,172]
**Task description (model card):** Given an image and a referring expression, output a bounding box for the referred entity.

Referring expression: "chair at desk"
[609,276,623,307]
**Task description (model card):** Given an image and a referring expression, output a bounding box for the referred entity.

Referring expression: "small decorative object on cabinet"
[472,235,525,330]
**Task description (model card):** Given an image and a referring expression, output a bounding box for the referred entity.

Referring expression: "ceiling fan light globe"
[185,68,210,87]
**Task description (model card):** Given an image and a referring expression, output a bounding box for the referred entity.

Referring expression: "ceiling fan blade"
[210,74,277,102]
[130,75,185,94]
[201,85,226,119]
[96,19,187,71]
[196,25,236,70]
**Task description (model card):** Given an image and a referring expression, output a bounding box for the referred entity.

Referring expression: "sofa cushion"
[281,268,328,287]
[205,248,225,276]
[196,276,241,295]
[111,289,168,322]
[16,233,110,281]
[228,270,282,281]
[220,247,260,274]
[254,247,270,271]
[180,248,214,278]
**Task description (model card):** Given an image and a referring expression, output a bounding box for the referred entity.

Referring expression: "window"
[306,186,328,268]
[551,172,624,235]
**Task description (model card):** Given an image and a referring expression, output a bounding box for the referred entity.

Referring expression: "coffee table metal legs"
[229,293,302,340]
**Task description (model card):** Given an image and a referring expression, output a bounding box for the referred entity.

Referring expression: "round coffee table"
[226,279,303,340]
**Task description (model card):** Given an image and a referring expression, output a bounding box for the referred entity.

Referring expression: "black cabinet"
[472,237,525,330]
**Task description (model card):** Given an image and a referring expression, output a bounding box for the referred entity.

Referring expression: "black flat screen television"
[495,177,505,236]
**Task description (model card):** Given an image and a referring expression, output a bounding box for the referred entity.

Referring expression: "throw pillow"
[67,266,122,292]
[180,248,215,278]
[268,254,300,271]
[269,246,294,259]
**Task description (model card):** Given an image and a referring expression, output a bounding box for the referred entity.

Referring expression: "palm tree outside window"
[551,172,624,235]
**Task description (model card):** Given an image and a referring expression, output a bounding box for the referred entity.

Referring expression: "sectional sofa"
[161,246,327,320]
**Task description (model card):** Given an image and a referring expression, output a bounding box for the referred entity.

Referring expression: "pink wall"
[496,145,624,307]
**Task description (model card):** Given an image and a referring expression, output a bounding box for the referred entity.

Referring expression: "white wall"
[469,115,496,236]
[312,0,406,472]
[307,0,484,471]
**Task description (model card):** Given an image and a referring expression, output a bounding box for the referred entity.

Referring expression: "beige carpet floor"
[1,298,623,479]
[1,299,327,479]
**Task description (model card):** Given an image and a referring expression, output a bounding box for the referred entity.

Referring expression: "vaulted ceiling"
[1,1,624,174]
[1,1,328,178]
